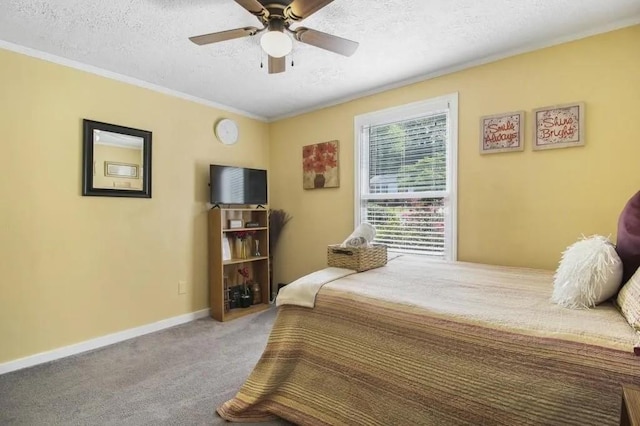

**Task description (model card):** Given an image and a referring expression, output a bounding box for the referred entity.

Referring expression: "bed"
[217,255,640,425]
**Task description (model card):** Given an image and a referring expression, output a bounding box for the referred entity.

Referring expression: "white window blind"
[355,94,457,259]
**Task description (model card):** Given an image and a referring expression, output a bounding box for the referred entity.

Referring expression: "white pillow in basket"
[551,235,623,309]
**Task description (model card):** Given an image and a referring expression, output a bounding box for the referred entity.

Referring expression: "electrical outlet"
[178,281,187,295]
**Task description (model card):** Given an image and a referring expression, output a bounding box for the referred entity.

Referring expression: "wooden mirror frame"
[82,119,152,198]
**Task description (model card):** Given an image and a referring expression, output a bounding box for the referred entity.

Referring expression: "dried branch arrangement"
[269,209,292,255]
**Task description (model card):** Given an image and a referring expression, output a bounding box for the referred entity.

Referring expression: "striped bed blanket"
[218,256,640,425]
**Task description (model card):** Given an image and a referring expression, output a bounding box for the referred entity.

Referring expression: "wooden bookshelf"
[208,207,270,321]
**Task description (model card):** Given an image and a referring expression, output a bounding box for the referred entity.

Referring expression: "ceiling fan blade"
[268,56,285,74]
[234,0,268,17]
[189,27,259,45]
[294,27,359,56]
[285,0,334,20]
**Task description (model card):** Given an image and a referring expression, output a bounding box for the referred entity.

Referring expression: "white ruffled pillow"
[551,235,623,309]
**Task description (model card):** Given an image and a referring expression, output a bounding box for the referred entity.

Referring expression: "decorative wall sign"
[479,111,524,154]
[533,102,585,150]
[302,140,339,189]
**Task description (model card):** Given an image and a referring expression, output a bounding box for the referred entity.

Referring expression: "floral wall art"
[302,140,339,189]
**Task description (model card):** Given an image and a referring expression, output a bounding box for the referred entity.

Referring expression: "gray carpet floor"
[0,307,291,425]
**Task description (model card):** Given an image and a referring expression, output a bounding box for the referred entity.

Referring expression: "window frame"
[353,93,458,260]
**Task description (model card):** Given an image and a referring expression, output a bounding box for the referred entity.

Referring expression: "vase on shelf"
[239,283,252,308]
[314,173,325,188]
[236,238,248,259]
[251,281,261,304]
[254,239,261,257]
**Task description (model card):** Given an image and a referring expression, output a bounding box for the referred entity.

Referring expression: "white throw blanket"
[276,267,356,308]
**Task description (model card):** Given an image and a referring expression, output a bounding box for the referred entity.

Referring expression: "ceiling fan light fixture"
[260,30,292,58]
[189,0,359,74]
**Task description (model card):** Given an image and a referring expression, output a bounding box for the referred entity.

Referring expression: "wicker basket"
[327,244,387,272]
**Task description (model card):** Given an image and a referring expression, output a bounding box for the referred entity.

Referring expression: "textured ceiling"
[1,0,640,121]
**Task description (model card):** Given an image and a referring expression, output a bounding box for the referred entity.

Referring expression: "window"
[354,93,458,260]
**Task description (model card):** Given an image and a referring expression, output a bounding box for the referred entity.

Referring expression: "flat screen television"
[209,165,267,205]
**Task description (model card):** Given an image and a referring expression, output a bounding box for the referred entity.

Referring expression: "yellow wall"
[269,25,640,284]
[0,48,269,363]
[1,25,638,366]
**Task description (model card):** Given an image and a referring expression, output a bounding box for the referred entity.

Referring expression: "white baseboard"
[0,308,211,375]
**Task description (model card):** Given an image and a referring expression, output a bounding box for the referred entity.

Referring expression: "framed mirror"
[82,119,152,198]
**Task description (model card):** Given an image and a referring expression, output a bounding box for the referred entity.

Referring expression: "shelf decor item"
[229,286,241,309]
[223,275,230,312]
[229,219,243,229]
[222,237,231,261]
[251,281,261,304]
[238,238,247,259]
[238,266,252,308]
[231,230,255,259]
[239,290,251,307]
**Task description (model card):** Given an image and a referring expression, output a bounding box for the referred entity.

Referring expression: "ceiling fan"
[189,0,359,74]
